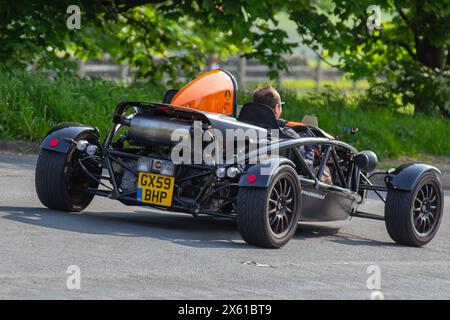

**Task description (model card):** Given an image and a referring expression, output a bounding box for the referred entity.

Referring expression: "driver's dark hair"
[252,86,279,109]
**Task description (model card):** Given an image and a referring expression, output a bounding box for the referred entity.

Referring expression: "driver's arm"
[280,125,315,169]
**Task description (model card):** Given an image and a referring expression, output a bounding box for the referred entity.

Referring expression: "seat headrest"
[162,89,179,104]
[238,103,280,129]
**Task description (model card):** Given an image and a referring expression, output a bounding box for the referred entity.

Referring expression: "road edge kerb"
[0,140,39,154]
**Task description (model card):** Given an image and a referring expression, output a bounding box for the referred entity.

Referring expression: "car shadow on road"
[293,224,396,247]
[0,205,247,249]
[0,205,396,249]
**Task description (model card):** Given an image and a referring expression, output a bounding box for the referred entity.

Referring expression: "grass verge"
[1,71,449,160]
[0,71,164,141]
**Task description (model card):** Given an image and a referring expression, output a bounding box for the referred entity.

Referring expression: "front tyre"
[236,165,301,248]
[35,133,100,212]
[385,171,444,247]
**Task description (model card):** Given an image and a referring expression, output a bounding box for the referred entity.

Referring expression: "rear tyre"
[236,165,301,248]
[35,133,100,212]
[385,171,444,247]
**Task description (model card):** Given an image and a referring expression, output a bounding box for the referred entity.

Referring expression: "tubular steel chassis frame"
[78,101,390,221]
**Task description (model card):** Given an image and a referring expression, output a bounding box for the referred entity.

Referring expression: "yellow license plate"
[137,172,175,207]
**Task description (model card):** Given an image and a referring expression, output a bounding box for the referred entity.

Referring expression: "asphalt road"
[0,153,449,300]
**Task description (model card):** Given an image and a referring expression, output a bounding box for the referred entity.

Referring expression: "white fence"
[78,55,344,89]
[77,60,132,83]
[221,56,343,88]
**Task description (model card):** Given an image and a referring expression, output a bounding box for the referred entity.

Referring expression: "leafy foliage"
[289,0,450,116]
[0,0,296,84]
[1,0,449,115]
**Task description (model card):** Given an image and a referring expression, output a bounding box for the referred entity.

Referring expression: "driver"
[252,86,332,184]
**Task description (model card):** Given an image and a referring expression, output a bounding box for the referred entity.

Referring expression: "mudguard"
[239,157,295,188]
[385,163,441,191]
[40,123,99,154]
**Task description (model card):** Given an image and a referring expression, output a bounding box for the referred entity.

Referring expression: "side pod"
[385,163,441,191]
[40,123,99,154]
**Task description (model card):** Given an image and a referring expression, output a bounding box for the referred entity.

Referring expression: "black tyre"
[236,165,301,248]
[385,171,444,247]
[35,133,100,212]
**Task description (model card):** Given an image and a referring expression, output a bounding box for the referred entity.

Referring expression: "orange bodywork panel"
[171,69,237,116]
[285,121,305,127]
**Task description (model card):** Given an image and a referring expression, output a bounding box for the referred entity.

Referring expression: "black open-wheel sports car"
[35,70,444,248]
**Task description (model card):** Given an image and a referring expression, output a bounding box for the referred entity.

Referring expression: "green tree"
[1,0,449,115]
[0,0,296,84]
[288,0,450,116]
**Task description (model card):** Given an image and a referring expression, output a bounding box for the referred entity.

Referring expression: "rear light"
[159,161,175,176]
[227,167,239,178]
[138,158,152,172]
[247,174,257,184]
[216,167,226,178]
[49,138,59,147]
[86,145,98,156]
[76,140,89,151]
